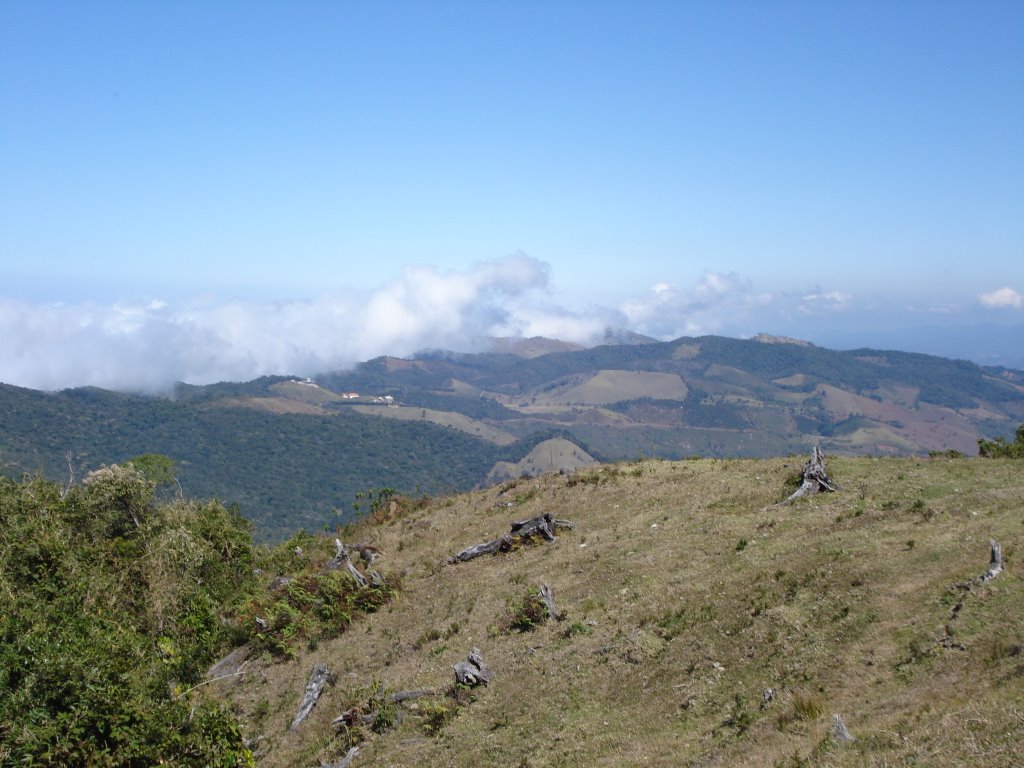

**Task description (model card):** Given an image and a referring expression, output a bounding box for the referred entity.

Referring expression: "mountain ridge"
[2,334,1023,539]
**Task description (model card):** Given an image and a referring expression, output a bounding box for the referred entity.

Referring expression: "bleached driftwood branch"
[449,513,575,564]
[982,539,1004,582]
[538,583,563,621]
[290,663,333,731]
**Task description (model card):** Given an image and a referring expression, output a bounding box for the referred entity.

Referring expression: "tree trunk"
[781,445,837,504]
[290,663,332,731]
[449,514,575,564]
[538,583,563,621]
[982,539,1004,581]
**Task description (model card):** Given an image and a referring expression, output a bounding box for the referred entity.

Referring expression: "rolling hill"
[2,334,1023,540]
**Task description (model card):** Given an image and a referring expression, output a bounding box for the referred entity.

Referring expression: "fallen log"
[781,445,837,504]
[389,689,437,703]
[454,647,493,687]
[331,690,437,731]
[290,663,333,731]
[449,513,575,564]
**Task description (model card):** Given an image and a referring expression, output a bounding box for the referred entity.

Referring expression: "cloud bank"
[620,272,773,338]
[5,258,1018,392]
[1,254,618,392]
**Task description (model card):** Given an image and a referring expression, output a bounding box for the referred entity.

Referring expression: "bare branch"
[290,664,333,731]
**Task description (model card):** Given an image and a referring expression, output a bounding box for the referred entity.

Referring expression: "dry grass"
[206,456,1024,767]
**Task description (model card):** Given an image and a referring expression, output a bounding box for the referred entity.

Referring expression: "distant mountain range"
[3,334,1022,539]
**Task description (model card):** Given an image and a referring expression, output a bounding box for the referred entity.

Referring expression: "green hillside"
[5,452,1019,766]
[4,335,1024,542]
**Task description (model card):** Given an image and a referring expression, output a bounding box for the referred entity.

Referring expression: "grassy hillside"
[201,454,1023,767]
[485,437,599,484]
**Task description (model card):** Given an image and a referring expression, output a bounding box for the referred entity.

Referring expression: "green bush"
[978,424,1024,458]
[0,473,255,766]
[506,588,550,632]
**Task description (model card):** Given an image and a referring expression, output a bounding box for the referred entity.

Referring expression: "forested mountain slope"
[3,334,1023,540]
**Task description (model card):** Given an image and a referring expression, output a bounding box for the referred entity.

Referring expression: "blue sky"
[2,1,1023,390]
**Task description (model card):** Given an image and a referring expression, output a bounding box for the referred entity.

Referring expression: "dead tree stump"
[449,513,575,564]
[781,445,838,504]
[538,583,563,621]
[322,746,359,768]
[454,648,494,687]
[954,538,1006,592]
[832,713,855,741]
[327,538,371,587]
[290,663,332,731]
[982,539,1004,582]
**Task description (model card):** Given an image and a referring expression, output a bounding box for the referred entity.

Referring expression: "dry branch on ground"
[449,513,575,564]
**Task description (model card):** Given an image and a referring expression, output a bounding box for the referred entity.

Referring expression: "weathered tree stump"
[454,648,494,687]
[322,746,359,768]
[832,713,855,741]
[327,538,369,587]
[449,513,575,564]
[954,538,1006,592]
[538,583,563,621]
[982,539,1004,582]
[781,446,837,504]
[290,663,333,731]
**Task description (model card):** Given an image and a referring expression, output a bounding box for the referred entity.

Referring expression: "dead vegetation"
[204,456,1023,767]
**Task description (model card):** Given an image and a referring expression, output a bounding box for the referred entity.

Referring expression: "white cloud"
[5,257,992,392]
[798,289,852,314]
[620,271,773,339]
[979,286,1023,309]
[0,254,604,392]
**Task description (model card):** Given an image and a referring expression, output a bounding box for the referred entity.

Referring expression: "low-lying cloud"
[0,255,888,392]
[1,254,613,392]
[620,271,773,339]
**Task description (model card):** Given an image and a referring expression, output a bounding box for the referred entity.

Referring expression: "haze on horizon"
[2,2,1022,392]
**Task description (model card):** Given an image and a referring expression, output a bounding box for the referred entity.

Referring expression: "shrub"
[506,588,550,632]
[978,424,1024,458]
[0,475,254,766]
